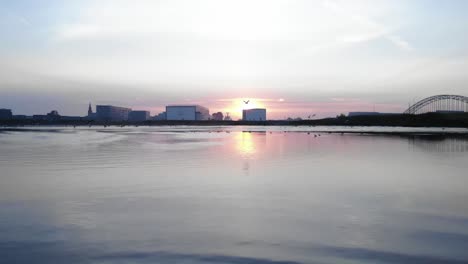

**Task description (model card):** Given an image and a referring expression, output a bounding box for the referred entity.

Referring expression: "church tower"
[88,103,93,116]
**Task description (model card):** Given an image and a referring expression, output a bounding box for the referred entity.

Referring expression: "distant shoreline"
[1,128,468,137]
[2,126,468,137]
[1,112,468,128]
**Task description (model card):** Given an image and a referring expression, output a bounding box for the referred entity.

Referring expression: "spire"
[88,103,93,116]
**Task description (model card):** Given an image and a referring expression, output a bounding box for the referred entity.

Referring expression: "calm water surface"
[1,126,468,264]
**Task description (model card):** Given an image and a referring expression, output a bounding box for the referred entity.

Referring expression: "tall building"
[0,109,13,120]
[87,103,96,120]
[88,103,93,116]
[96,105,132,121]
[242,108,267,121]
[128,110,150,122]
[166,105,209,120]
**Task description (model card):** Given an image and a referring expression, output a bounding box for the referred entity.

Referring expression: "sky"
[1,0,468,119]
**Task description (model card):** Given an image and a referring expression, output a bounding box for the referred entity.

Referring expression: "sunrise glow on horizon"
[1,0,468,118]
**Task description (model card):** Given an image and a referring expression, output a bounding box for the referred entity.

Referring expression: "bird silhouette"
[243,100,250,104]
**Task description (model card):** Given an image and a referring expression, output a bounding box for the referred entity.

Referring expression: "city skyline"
[1,0,468,119]
[0,98,403,120]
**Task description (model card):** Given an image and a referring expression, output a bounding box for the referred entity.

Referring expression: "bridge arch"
[404,95,468,114]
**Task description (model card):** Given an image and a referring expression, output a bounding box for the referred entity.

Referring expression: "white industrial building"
[166,105,209,120]
[96,105,132,121]
[242,108,267,121]
[128,110,150,122]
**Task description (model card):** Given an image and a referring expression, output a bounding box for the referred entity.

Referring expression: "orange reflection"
[236,132,256,157]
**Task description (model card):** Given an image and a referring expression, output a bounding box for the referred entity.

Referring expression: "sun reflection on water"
[236,132,256,157]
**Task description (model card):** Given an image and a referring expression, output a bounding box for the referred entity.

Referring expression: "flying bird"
[243,100,250,104]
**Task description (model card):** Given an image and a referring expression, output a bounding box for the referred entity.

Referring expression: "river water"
[1,126,468,264]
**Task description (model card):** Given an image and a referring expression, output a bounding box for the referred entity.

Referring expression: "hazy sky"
[1,0,468,119]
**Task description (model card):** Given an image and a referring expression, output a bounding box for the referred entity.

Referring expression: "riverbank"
[1,125,468,137]
[1,112,468,128]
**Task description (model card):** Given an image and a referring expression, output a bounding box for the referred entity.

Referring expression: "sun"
[221,98,266,120]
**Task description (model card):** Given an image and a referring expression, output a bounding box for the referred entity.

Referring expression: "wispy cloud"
[323,0,412,51]
[57,24,102,40]
[13,14,31,26]
[1,7,31,26]
[386,35,412,51]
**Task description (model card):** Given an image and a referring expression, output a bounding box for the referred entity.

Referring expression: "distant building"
[31,110,61,121]
[12,115,30,120]
[348,112,381,117]
[129,110,150,122]
[0,109,13,120]
[166,105,209,120]
[96,105,132,121]
[86,103,97,120]
[88,103,93,116]
[61,116,82,121]
[33,115,47,121]
[211,112,224,121]
[153,111,166,120]
[242,108,266,121]
[348,112,400,117]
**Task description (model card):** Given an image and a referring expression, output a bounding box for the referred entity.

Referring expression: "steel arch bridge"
[404,94,468,114]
